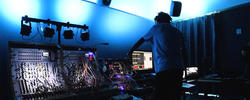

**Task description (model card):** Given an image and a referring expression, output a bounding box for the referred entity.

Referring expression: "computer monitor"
[132,51,153,71]
[183,67,199,79]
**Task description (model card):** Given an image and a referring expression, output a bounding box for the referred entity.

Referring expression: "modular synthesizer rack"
[9,42,157,100]
[9,42,102,100]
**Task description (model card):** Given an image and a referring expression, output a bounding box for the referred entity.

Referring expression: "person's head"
[154,12,172,23]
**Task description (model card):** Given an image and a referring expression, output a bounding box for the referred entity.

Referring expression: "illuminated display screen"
[132,51,153,70]
[183,67,198,78]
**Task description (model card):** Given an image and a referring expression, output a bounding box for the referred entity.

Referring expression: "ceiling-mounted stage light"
[43,27,55,38]
[63,30,74,39]
[81,31,89,41]
[81,25,89,41]
[20,20,32,36]
[83,24,88,31]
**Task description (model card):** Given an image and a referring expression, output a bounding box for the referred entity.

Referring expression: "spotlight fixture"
[20,16,90,43]
[20,20,32,36]
[81,31,89,41]
[63,30,74,39]
[43,27,55,38]
[83,24,89,31]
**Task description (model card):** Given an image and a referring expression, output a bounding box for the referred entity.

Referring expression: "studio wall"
[173,3,250,77]
[216,3,250,75]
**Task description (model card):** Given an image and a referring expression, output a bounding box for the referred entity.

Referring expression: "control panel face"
[132,51,153,70]
[11,48,62,96]
[10,47,99,99]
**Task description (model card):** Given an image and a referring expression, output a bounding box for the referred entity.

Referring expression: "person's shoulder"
[154,23,170,29]
[152,24,160,28]
[150,24,160,30]
[167,24,182,34]
[159,23,170,26]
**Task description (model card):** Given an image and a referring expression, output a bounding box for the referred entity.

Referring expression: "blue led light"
[88,51,94,56]
[126,74,130,78]
[119,85,124,91]
[116,75,121,79]
[151,73,156,76]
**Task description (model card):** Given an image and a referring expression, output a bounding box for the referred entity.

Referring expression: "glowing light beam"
[55,0,94,24]
[0,0,41,25]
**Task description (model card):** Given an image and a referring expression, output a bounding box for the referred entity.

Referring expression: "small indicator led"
[88,51,94,56]
[42,51,49,57]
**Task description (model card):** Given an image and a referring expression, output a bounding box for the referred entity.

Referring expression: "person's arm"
[127,25,154,58]
[128,38,145,56]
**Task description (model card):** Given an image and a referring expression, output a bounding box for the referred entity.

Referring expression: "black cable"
[36,23,44,40]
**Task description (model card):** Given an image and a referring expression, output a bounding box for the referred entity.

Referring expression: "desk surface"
[182,78,250,99]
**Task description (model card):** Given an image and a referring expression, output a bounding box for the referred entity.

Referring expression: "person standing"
[128,12,185,100]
